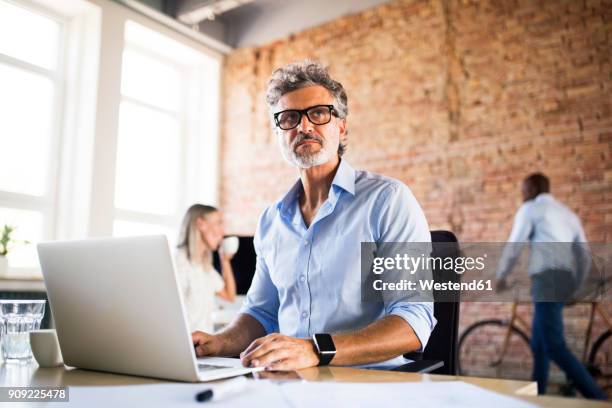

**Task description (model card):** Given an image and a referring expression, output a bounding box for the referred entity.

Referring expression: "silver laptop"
[37,235,262,382]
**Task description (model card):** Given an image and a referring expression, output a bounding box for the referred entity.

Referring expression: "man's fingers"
[192,331,210,345]
[195,342,214,357]
[250,348,291,368]
[242,340,287,367]
[240,333,279,359]
[194,340,215,357]
[265,358,295,372]
[242,338,285,363]
[240,337,318,370]
[191,331,216,357]
[240,337,271,366]
[240,337,265,360]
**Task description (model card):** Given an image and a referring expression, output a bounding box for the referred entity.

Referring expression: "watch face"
[315,334,336,352]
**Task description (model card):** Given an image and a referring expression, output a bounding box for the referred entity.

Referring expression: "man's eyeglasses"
[273,105,337,130]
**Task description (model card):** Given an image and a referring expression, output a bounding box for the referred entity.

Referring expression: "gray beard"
[280,135,333,169]
[289,147,331,168]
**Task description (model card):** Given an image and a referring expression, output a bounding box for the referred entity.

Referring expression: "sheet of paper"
[27,380,537,408]
[30,381,290,408]
[278,381,538,408]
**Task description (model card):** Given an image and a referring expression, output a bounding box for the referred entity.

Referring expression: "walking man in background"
[496,173,606,399]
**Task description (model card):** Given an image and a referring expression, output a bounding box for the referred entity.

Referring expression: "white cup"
[29,329,63,368]
[221,236,239,256]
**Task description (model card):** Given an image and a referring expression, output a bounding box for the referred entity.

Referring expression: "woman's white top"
[174,248,224,333]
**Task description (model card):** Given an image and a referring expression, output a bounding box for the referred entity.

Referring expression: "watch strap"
[317,350,334,366]
[312,333,336,366]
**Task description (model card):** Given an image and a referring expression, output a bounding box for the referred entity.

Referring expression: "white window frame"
[109,19,222,244]
[1,0,224,278]
[112,41,189,235]
[0,0,68,274]
[87,3,224,241]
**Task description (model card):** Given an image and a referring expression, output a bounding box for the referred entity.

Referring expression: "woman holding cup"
[175,204,238,333]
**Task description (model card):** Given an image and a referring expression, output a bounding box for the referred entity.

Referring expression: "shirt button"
[299,275,306,282]
[304,240,309,246]
[301,311,308,318]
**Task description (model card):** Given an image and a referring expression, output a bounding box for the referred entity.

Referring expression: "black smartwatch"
[312,333,336,366]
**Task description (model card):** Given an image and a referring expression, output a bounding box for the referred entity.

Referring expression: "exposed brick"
[219,0,612,381]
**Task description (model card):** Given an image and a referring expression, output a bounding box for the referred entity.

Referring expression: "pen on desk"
[195,376,250,403]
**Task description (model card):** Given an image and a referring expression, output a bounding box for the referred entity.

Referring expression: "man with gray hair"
[192,60,436,370]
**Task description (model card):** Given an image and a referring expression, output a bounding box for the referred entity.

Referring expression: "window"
[0,0,222,278]
[112,21,221,247]
[0,0,64,269]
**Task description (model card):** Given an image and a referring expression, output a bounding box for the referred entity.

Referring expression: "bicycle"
[458,300,612,397]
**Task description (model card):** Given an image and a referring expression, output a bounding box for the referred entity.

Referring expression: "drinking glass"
[0,300,46,363]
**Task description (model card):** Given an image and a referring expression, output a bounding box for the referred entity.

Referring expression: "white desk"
[0,362,609,407]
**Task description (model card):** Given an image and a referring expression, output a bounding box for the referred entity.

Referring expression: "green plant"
[0,225,28,256]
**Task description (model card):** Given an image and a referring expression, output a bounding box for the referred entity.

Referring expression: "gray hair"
[266,60,348,156]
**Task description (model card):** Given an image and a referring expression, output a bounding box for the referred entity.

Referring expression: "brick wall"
[219,0,612,381]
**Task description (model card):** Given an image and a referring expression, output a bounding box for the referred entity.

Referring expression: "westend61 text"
[373,279,493,292]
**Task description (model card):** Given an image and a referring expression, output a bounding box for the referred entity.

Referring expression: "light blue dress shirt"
[497,193,591,284]
[240,160,436,369]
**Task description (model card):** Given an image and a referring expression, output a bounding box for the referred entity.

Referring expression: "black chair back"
[404,230,461,375]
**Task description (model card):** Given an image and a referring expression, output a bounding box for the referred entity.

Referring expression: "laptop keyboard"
[198,363,230,372]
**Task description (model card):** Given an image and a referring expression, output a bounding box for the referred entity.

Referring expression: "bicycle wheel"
[588,330,612,398]
[458,319,533,381]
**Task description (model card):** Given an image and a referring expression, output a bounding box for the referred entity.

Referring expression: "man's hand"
[240,333,320,371]
[192,331,223,357]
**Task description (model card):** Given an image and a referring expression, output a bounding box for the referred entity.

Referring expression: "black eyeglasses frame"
[273,104,337,130]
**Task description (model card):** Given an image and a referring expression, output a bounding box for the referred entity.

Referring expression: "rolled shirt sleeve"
[387,302,436,352]
[374,182,437,351]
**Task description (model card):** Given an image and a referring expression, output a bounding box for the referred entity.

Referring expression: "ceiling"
[137,0,393,48]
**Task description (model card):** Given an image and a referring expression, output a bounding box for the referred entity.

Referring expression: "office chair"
[393,230,461,374]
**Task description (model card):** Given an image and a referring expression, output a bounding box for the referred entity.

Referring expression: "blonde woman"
[175,204,236,333]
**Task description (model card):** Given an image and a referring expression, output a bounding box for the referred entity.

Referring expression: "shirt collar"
[275,159,356,218]
[332,159,356,196]
[535,193,553,202]
[276,179,302,219]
